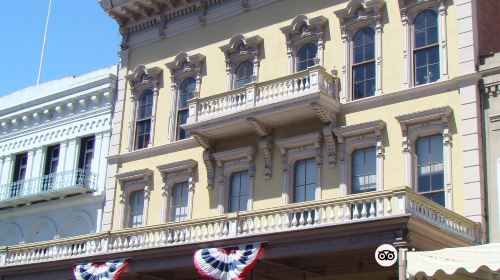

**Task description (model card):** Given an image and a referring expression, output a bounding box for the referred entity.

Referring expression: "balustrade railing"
[187,65,339,123]
[0,169,97,204]
[0,187,481,267]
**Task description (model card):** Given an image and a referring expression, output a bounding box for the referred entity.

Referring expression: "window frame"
[171,182,189,222]
[134,89,154,150]
[415,134,445,206]
[351,27,376,100]
[157,159,197,223]
[116,168,153,229]
[292,158,317,203]
[412,9,440,86]
[166,52,205,143]
[176,77,197,140]
[351,146,377,194]
[219,34,262,90]
[128,190,145,228]
[335,1,385,103]
[213,146,255,214]
[396,106,453,209]
[125,65,162,152]
[399,0,448,88]
[228,170,250,212]
[78,135,95,171]
[276,133,323,205]
[280,15,327,74]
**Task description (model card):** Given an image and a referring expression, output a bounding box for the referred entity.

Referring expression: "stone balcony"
[183,66,340,141]
[0,187,481,267]
[0,169,98,208]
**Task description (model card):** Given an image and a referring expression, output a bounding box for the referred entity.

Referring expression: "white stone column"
[443,132,453,209]
[248,163,255,211]
[401,10,410,89]
[57,141,68,173]
[63,139,78,172]
[217,164,225,214]
[160,179,170,223]
[438,2,448,80]
[375,19,383,95]
[97,132,111,191]
[286,47,294,75]
[402,133,412,188]
[31,147,44,179]
[281,152,289,205]
[339,144,347,196]
[142,185,150,227]
[168,84,178,143]
[341,32,349,103]
[118,189,126,229]
[25,149,35,181]
[187,177,195,219]
[1,156,13,185]
[376,143,385,191]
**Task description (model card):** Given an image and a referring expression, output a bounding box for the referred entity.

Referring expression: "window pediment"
[395,106,452,130]
[280,15,327,47]
[166,52,205,80]
[398,0,442,14]
[333,120,385,143]
[126,65,162,97]
[335,0,385,32]
[213,146,256,165]
[115,168,153,185]
[220,34,263,64]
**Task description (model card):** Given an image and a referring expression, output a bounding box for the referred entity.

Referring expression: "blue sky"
[0,0,120,96]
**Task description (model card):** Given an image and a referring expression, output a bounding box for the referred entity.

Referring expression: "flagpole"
[37,0,52,85]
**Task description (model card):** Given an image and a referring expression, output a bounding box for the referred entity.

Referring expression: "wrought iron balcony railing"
[0,169,97,208]
[0,187,481,267]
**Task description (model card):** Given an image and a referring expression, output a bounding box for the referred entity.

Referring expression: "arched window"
[229,170,249,212]
[171,182,189,221]
[177,78,196,140]
[135,90,153,150]
[293,158,316,203]
[296,43,318,72]
[128,190,145,228]
[351,147,376,194]
[416,135,444,206]
[414,10,439,85]
[235,61,254,89]
[352,27,376,100]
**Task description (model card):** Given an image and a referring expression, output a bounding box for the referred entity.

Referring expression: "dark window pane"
[365,63,375,79]
[365,79,375,97]
[417,168,431,192]
[354,46,364,64]
[297,44,317,71]
[428,63,440,83]
[415,51,427,67]
[353,66,364,82]
[415,66,427,85]
[428,26,438,45]
[428,47,440,64]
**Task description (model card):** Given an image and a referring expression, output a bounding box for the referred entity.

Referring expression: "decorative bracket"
[247,118,270,137]
[259,135,273,179]
[322,123,336,167]
[310,102,335,123]
[203,149,215,189]
[191,132,212,149]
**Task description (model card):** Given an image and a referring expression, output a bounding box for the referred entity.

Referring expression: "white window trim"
[276,133,323,205]
[116,168,153,229]
[396,105,453,209]
[333,120,385,196]
[280,15,328,74]
[157,159,197,223]
[399,0,448,88]
[219,34,263,90]
[335,0,386,103]
[213,146,256,214]
[125,65,162,151]
[166,52,205,143]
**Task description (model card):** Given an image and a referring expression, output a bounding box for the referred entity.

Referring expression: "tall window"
[235,61,253,89]
[135,90,153,150]
[416,135,444,206]
[352,28,375,100]
[414,10,439,86]
[128,190,145,228]
[43,145,60,191]
[229,171,249,212]
[11,153,28,197]
[177,78,196,140]
[78,136,95,171]
[294,158,316,202]
[296,43,318,72]
[352,147,376,194]
[171,182,189,221]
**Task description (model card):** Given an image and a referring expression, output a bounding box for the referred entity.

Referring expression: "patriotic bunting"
[193,242,264,280]
[74,258,128,280]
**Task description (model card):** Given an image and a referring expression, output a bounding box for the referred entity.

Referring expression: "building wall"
[105,0,484,230]
[0,66,116,246]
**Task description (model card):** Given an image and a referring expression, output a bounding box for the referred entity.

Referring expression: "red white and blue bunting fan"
[74,258,129,280]
[194,242,264,280]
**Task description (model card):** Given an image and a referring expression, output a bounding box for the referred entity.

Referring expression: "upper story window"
[413,10,439,86]
[172,182,189,221]
[335,1,385,102]
[220,34,262,90]
[135,90,153,150]
[78,136,95,171]
[296,43,318,72]
[229,170,249,212]
[351,147,376,194]
[128,190,144,228]
[11,153,28,197]
[235,61,254,89]
[293,158,316,203]
[398,0,448,88]
[416,135,444,206]
[281,15,327,74]
[126,65,162,152]
[166,52,205,142]
[43,144,60,191]
[352,28,375,100]
[177,78,196,140]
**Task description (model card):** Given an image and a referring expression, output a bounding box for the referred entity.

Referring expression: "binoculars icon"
[377,250,396,261]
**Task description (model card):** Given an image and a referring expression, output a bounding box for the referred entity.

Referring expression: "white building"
[0,66,116,245]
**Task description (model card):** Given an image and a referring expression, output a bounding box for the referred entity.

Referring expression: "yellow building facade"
[0,0,488,279]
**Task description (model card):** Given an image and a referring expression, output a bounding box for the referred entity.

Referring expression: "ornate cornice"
[280,15,328,47]
[126,65,163,96]
[166,52,205,81]
[334,0,386,34]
